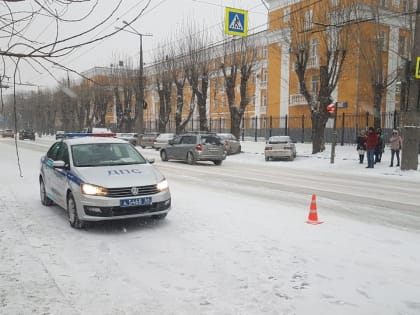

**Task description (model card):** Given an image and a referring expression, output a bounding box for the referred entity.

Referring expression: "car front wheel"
[40,178,53,206]
[67,193,85,229]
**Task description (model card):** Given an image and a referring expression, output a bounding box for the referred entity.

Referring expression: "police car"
[39,133,171,229]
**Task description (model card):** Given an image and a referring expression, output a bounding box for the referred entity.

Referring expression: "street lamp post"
[121,21,152,136]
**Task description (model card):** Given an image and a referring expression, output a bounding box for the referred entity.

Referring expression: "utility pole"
[401,0,420,170]
[120,21,152,138]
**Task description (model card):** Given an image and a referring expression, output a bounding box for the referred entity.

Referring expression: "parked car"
[153,133,175,150]
[160,132,226,165]
[217,133,241,155]
[264,136,297,161]
[115,133,138,146]
[2,129,15,138]
[19,129,35,140]
[55,130,65,140]
[139,132,159,148]
[39,135,171,229]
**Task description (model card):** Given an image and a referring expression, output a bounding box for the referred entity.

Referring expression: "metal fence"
[144,111,401,144]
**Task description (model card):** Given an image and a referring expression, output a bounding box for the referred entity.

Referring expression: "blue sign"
[225,7,248,37]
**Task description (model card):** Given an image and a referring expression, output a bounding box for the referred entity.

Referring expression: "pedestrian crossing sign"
[416,56,420,79]
[225,7,248,37]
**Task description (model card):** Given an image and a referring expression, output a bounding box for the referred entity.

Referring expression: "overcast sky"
[6,0,268,92]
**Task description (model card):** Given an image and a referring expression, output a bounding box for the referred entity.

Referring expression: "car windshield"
[71,142,147,167]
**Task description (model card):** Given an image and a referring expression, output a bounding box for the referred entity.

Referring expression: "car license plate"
[120,197,152,207]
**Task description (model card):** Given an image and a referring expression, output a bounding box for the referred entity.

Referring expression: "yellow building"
[266,0,412,129]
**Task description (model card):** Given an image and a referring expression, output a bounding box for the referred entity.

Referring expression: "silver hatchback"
[160,133,226,165]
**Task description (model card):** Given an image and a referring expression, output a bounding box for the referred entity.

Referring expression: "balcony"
[289,94,308,106]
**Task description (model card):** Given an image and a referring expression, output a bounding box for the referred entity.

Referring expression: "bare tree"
[184,23,212,132]
[286,0,358,153]
[167,38,193,134]
[153,47,173,133]
[0,0,152,132]
[355,3,403,129]
[220,34,259,139]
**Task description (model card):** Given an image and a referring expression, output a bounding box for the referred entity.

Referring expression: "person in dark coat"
[374,128,384,163]
[365,127,378,168]
[356,130,367,164]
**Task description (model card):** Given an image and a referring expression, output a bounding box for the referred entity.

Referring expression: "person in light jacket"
[389,129,403,167]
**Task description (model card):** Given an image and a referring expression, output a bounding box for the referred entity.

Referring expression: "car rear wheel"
[186,152,195,165]
[289,155,295,161]
[213,160,223,166]
[67,193,85,229]
[40,178,53,206]
[160,150,168,161]
[265,155,269,161]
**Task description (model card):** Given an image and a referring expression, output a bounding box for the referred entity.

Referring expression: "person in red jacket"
[365,127,378,168]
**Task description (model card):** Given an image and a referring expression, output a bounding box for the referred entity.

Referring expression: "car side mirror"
[147,158,155,164]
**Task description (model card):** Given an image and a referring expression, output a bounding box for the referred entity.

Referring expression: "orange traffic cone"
[306,194,323,225]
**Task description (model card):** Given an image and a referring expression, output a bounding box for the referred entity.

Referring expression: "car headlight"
[81,183,108,196]
[157,179,169,191]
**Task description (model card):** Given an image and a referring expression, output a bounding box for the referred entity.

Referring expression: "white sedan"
[39,135,171,229]
[264,136,297,161]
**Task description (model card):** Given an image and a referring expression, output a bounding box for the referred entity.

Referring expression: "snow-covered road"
[1,139,420,315]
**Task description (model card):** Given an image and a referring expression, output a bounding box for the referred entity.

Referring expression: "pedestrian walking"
[374,128,384,163]
[365,127,378,168]
[356,130,367,164]
[389,129,402,167]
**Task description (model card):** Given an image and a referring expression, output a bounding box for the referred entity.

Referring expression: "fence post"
[301,114,305,143]
[366,112,369,128]
[219,117,222,133]
[341,112,345,146]
[269,116,272,138]
[285,114,288,136]
[241,117,245,141]
[254,116,258,142]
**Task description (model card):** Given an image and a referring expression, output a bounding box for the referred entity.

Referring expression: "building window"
[311,75,319,95]
[392,0,400,7]
[380,0,387,7]
[378,31,387,52]
[311,38,319,58]
[304,10,313,30]
[261,69,268,83]
[402,0,410,11]
[398,36,408,57]
[261,94,267,107]
[331,0,339,6]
